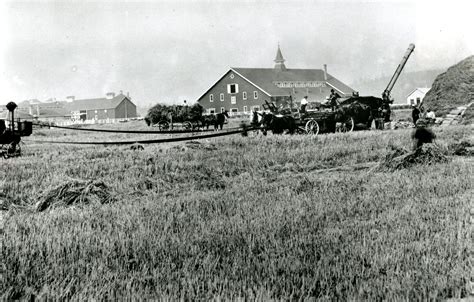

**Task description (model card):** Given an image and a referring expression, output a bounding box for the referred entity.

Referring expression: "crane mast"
[383,43,415,102]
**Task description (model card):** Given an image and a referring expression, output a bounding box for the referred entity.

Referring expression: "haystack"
[36,179,115,212]
[376,144,450,172]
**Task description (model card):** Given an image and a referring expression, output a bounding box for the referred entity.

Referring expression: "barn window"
[208,108,215,114]
[227,84,239,94]
[243,91,247,100]
[253,91,258,99]
[221,107,226,113]
[243,106,248,112]
[416,97,421,104]
[210,94,214,102]
[220,93,224,101]
[231,96,236,104]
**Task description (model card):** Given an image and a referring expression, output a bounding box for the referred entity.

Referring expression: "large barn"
[196,46,355,114]
[16,91,137,123]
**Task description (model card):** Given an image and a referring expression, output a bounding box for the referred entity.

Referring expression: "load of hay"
[36,179,116,212]
[422,55,474,118]
[376,144,450,172]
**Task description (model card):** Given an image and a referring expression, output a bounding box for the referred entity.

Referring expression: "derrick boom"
[383,43,415,100]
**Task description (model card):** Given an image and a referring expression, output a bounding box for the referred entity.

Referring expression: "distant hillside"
[422,55,474,117]
[351,69,444,104]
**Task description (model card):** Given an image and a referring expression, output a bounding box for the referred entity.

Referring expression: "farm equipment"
[0,102,33,158]
[262,44,416,135]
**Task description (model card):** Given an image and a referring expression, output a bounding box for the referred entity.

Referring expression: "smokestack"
[323,64,328,81]
[119,90,123,95]
[106,92,115,99]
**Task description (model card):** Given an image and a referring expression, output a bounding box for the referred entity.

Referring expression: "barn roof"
[64,94,129,111]
[406,87,431,98]
[231,68,355,96]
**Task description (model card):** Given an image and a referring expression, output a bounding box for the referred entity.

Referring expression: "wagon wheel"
[336,116,354,133]
[305,119,320,135]
[158,121,169,130]
[182,121,193,130]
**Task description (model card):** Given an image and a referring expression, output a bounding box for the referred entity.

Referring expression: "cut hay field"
[1,122,473,300]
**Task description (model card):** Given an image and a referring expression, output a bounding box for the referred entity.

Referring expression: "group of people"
[411,104,436,126]
[299,89,341,113]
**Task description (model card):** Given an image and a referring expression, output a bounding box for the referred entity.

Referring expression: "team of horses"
[199,111,229,130]
[252,96,389,135]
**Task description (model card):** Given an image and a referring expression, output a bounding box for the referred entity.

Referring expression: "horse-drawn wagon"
[145,103,207,130]
[259,44,415,135]
[145,103,229,131]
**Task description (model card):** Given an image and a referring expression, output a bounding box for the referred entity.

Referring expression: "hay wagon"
[147,104,205,131]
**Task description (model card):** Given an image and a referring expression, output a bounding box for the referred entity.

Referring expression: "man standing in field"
[412,119,436,150]
[411,105,420,126]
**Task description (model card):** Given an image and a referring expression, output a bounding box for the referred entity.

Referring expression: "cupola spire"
[274,44,287,71]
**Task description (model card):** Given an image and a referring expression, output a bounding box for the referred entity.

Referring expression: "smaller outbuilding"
[406,88,430,106]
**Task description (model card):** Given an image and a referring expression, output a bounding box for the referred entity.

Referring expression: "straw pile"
[376,144,450,172]
[422,55,474,117]
[448,140,474,156]
[36,179,116,212]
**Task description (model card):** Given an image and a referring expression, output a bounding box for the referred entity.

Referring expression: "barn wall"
[115,98,137,118]
[86,109,116,120]
[197,70,269,113]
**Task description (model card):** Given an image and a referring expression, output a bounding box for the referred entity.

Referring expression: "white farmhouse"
[406,88,430,105]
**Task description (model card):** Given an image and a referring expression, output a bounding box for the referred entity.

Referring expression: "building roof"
[0,110,34,120]
[64,94,129,111]
[406,87,431,98]
[231,67,355,96]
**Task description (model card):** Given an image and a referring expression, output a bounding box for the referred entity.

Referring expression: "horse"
[213,111,229,130]
[259,112,297,135]
[201,115,216,130]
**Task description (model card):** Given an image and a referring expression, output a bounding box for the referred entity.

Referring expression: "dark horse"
[259,112,297,135]
[201,111,229,130]
[213,111,229,130]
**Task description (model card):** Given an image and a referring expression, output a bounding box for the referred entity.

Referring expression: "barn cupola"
[274,44,287,71]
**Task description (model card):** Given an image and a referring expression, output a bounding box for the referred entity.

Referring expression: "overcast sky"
[1,0,472,106]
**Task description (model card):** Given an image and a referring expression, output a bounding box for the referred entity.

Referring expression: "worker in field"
[329,89,341,111]
[425,108,436,123]
[300,95,308,113]
[412,119,436,150]
[411,104,420,126]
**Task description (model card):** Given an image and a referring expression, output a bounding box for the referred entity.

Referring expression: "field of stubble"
[1,121,473,300]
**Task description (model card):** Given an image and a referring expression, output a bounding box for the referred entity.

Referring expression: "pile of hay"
[36,179,116,212]
[448,140,474,156]
[376,144,450,172]
[422,55,474,118]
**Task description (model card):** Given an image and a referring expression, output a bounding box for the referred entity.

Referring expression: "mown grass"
[1,125,473,300]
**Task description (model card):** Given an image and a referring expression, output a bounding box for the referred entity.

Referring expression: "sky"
[1,0,472,107]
